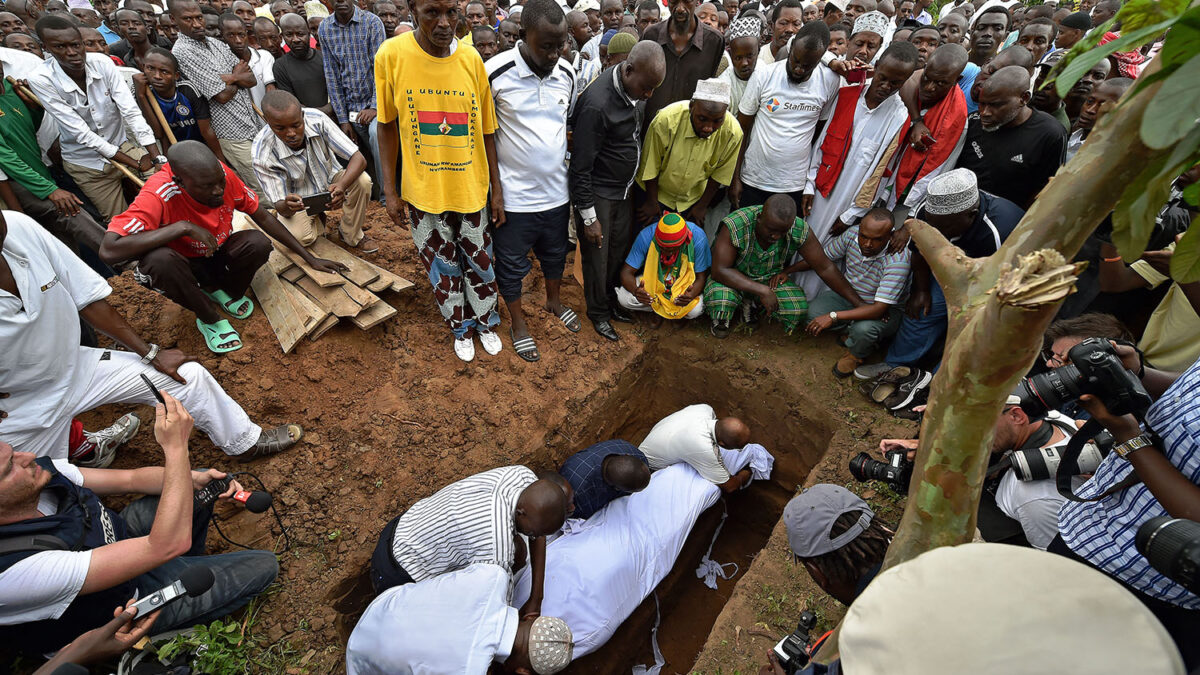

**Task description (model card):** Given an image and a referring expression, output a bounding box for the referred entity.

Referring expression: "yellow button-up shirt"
[636,100,743,212]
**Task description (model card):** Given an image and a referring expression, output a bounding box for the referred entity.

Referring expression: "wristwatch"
[829,311,838,321]
[140,343,160,364]
[153,154,168,166]
[1114,433,1152,460]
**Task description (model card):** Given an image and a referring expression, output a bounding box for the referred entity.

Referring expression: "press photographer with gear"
[0,392,279,655]
[1051,351,1200,670]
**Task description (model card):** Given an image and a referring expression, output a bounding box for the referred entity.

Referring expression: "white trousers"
[614,283,706,320]
[4,347,261,459]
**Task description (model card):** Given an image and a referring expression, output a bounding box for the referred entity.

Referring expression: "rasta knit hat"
[654,213,691,248]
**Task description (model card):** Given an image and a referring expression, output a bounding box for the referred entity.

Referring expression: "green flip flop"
[195,318,243,353]
[203,289,255,320]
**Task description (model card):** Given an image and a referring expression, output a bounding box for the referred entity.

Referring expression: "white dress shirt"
[26,52,155,171]
[347,563,519,675]
[638,404,732,483]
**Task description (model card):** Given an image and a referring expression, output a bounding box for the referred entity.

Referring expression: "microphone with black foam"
[193,476,273,513]
[128,566,215,618]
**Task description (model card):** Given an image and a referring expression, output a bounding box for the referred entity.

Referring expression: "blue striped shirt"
[1059,356,1200,608]
[250,108,363,206]
[317,7,386,124]
[822,226,911,305]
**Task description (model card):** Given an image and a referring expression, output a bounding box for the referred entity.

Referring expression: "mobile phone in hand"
[302,192,333,214]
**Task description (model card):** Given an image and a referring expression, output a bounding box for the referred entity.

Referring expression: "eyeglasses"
[1041,349,1069,367]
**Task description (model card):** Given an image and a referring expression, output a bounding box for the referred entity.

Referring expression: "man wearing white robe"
[511,447,772,657]
[797,41,919,298]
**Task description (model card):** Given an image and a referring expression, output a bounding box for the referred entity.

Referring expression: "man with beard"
[641,0,724,133]
[967,5,1007,65]
[798,42,918,299]
[955,65,1065,209]
[1066,77,1132,162]
[732,21,840,212]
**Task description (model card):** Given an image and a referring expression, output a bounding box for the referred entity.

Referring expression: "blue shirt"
[153,83,208,143]
[98,22,121,45]
[959,62,980,114]
[624,222,712,273]
[317,7,386,124]
[1059,357,1200,609]
[559,440,648,520]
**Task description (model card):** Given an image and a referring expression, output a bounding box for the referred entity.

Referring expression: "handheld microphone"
[129,566,214,618]
[194,476,273,513]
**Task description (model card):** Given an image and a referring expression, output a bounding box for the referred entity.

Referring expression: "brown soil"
[53,203,916,674]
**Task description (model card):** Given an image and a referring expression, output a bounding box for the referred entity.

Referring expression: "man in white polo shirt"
[486,0,581,363]
[638,403,754,492]
[730,20,840,214]
[0,210,302,461]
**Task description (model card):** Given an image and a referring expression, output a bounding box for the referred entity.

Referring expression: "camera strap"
[1056,418,1143,503]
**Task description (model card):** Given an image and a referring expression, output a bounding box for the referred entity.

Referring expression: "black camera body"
[774,610,818,674]
[1015,338,1153,419]
[849,448,913,493]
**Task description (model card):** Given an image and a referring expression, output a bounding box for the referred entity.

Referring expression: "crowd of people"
[0,0,1198,670]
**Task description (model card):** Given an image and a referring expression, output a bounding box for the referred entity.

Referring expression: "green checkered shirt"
[721,206,809,281]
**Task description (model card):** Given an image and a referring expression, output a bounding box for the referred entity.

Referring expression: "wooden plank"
[281,267,305,283]
[338,279,381,311]
[308,237,380,287]
[267,250,294,276]
[364,260,415,293]
[366,277,391,293]
[271,240,345,287]
[308,315,340,340]
[250,267,308,353]
[350,299,397,330]
[279,278,330,334]
[295,277,370,317]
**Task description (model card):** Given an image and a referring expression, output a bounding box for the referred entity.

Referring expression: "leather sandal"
[237,423,303,461]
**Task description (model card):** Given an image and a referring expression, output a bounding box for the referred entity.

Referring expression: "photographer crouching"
[1050,347,1200,670]
[0,393,278,658]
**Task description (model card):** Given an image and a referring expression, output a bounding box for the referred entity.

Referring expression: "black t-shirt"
[273,49,329,109]
[956,109,1067,209]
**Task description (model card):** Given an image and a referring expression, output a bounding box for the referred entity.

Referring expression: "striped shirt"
[389,466,536,582]
[251,108,362,206]
[822,226,911,305]
[1059,357,1200,608]
[171,34,262,141]
[317,7,386,124]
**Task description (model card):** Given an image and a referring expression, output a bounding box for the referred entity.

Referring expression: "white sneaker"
[478,330,503,355]
[79,413,141,468]
[454,337,475,362]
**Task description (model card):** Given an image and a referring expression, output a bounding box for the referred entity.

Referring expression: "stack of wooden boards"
[249,233,414,353]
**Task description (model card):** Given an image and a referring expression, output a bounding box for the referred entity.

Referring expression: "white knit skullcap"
[852,10,890,37]
[692,77,731,106]
[924,168,979,215]
[527,616,573,675]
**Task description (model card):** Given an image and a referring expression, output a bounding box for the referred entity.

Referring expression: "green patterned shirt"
[720,206,809,282]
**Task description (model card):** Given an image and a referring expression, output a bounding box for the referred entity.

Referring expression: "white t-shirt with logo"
[738,60,840,193]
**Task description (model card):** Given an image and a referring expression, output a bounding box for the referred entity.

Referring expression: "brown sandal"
[237,423,303,461]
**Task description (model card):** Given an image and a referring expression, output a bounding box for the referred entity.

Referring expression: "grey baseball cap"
[784,484,875,558]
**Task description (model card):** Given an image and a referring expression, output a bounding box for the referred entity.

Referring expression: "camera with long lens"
[1136,517,1200,595]
[849,449,913,493]
[773,610,818,674]
[1014,338,1153,419]
[1008,431,1113,482]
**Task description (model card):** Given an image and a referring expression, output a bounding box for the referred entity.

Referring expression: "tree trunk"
[878,56,1170,564]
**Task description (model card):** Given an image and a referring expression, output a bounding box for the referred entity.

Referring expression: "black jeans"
[1048,534,1200,670]
[369,515,415,594]
[575,195,633,323]
[492,204,570,303]
[121,497,278,632]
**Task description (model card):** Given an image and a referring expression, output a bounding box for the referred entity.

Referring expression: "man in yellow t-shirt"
[375,0,502,363]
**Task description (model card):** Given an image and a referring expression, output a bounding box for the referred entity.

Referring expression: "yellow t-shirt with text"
[375,34,496,214]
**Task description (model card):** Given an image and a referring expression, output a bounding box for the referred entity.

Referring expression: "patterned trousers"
[702,278,809,332]
[409,206,501,339]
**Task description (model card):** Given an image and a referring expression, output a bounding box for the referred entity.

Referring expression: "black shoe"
[593,320,620,341]
[610,305,634,323]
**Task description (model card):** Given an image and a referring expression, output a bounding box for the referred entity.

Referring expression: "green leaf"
[1117,0,1187,33]
[1184,181,1200,207]
[1112,127,1200,259]
[1052,18,1179,97]
[1170,215,1200,282]
[1141,52,1200,148]
[1160,8,1200,69]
